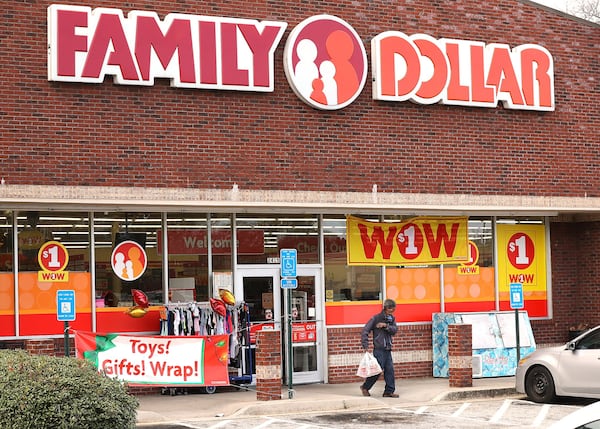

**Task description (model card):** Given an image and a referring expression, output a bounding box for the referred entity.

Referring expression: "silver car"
[516,325,600,403]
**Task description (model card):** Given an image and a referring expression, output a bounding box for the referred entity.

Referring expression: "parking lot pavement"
[136,376,518,424]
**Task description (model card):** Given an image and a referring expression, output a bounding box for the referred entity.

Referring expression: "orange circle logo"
[284,15,367,110]
[111,240,147,281]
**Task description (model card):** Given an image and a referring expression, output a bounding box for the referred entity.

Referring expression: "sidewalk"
[136,376,519,425]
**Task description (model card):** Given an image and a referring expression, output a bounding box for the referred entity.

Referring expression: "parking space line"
[490,399,513,423]
[531,404,551,427]
[415,405,430,414]
[266,416,328,428]
[254,418,277,428]
[205,421,233,429]
[452,402,471,417]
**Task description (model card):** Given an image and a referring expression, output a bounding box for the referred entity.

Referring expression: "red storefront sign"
[292,322,317,343]
[157,229,264,255]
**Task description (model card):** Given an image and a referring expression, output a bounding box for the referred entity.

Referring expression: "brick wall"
[448,324,472,388]
[255,330,282,400]
[327,324,432,383]
[530,221,600,345]
[574,222,600,328]
[1,1,597,196]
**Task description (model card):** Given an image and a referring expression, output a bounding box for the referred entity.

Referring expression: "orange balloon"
[126,306,148,318]
[219,289,235,305]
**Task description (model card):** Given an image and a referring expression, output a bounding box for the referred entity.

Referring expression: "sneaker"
[360,386,370,397]
[382,392,399,398]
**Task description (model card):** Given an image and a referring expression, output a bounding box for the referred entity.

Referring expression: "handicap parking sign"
[57,290,76,321]
[280,249,297,278]
[509,283,524,309]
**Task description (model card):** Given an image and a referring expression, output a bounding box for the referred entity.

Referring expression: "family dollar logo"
[111,240,148,281]
[284,15,367,110]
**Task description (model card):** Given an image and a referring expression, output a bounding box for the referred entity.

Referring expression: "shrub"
[0,350,139,429]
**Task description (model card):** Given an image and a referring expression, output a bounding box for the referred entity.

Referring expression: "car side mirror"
[567,341,576,351]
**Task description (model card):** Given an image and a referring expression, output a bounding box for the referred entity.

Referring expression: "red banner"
[75,331,229,386]
[157,229,264,255]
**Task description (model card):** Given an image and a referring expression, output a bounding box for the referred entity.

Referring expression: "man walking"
[360,299,398,397]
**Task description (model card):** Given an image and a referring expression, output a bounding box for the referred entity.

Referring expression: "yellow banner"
[37,270,69,282]
[496,223,547,293]
[347,216,469,265]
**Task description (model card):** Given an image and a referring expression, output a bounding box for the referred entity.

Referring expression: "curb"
[434,387,519,402]
[232,397,385,417]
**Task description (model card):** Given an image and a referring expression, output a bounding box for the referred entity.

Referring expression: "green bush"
[0,350,139,429]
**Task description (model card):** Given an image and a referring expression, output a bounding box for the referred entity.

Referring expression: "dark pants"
[361,348,395,394]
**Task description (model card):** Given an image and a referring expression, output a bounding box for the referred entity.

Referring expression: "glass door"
[286,266,323,384]
[235,265,323,384]
[234,266,280,383]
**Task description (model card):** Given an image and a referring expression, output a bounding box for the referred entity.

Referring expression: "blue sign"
[280,248,297,278]
[57,290,76,321]
[509,283,524,309]
[281,278,298,289]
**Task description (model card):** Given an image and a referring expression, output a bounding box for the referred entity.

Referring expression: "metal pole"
[287,287,293,399]
[515,309,520,364]
[64,321,70,357]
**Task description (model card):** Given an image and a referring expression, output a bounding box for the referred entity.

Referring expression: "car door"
[556,329,600,395]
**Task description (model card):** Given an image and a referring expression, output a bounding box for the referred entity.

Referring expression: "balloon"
[219,289,235,305]
[126,306,148,318]
[131,289,149,308]
[210,298,227,317]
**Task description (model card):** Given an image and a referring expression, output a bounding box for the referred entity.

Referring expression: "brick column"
[25,339,56,356]
[448,323,472,388]
[255,330,282,401]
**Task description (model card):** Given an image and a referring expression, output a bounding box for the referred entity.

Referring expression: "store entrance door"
[234,265,324,384]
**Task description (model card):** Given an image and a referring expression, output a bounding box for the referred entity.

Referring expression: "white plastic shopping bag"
[356,352,382,378]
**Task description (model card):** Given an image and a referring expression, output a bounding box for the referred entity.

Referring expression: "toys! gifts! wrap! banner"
[75,331,229,386]
[347,216,469,266]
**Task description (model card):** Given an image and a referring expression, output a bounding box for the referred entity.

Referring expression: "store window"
[209,214,233,300]
[16,211,92,336]
[94,212,162,308]
[15,211,91,272]
[382,216,549,322]
[323,215,382,302]
[441,218,495,313]
[383,216,495,322]
[0,212,14,336]
[164,214,234,303]
[236,214,320,265]
[495,217,548,317]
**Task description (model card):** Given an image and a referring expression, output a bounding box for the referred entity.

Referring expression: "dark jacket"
[361,310,398,350]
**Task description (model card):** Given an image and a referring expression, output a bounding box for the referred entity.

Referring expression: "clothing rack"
[160,301,252,394]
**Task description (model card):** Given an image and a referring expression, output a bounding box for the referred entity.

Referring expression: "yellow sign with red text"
[346,216,469,266]
[497,223,547,293]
